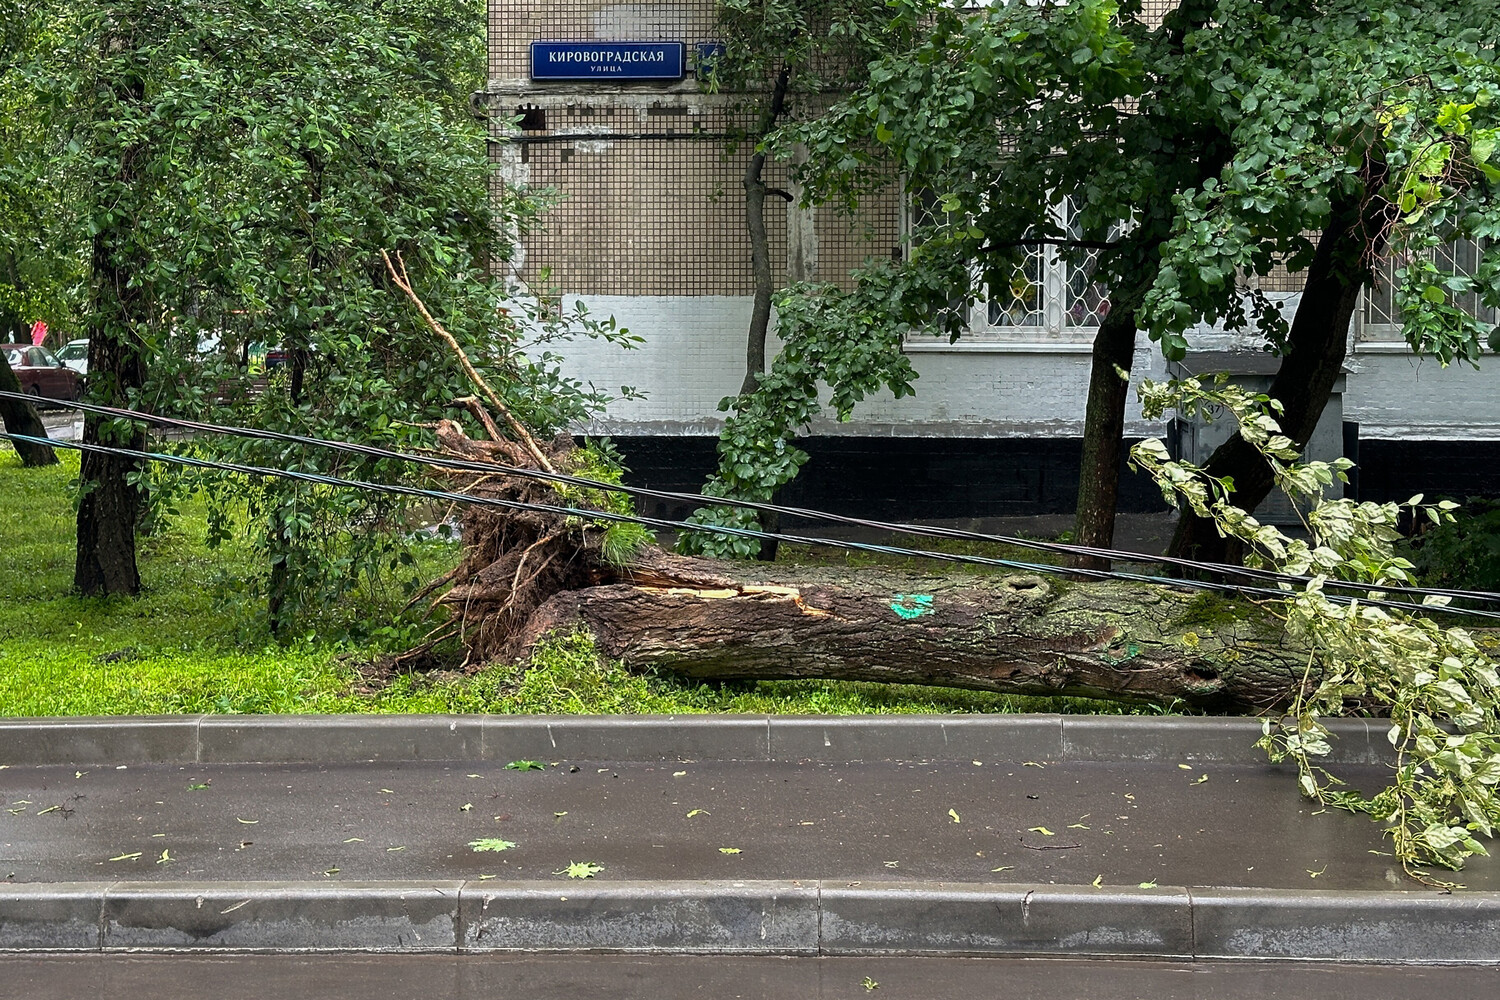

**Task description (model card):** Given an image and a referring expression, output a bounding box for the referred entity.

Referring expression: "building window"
[904,194,1116,350]
[1359,238,1496,347]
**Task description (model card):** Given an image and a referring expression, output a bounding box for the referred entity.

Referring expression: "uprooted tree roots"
[408,417,1308,714]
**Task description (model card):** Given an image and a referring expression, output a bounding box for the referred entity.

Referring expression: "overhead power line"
[6,391,1499,607]
[6,427,1500,621]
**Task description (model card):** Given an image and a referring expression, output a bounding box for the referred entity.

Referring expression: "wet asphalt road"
[4,758,1491,890]
[2,953,1496,1000]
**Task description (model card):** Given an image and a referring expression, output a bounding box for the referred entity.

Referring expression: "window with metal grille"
[904,194,1121,349]
[1360,239,1497,345]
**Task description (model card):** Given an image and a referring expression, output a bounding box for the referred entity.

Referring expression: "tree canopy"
[2,0,633,625]
[687,0,1500,559]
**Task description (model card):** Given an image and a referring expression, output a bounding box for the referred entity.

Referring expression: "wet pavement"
[2,953,1496,1000]
[3,758,1491,891]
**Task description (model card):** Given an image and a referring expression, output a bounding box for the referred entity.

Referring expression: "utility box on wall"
[1166,352,1348,525]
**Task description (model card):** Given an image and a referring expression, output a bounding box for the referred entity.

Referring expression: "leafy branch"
[1133,374,1499,884]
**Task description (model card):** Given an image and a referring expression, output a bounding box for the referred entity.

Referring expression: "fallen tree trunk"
[415,395,1307,715]
[382,253,1311,715]
[516,561,1305,714]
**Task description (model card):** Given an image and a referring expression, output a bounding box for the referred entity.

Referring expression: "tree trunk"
[74,295,147,595]
[516,558,1304,714]
[738,65,791,400]
[737,65,792,562]
[422,420,1304,714]
[267,345,311,634]
[1071,298,1139,569]
[74,17,151,597]
[0,354,59,467]
[1167,184,1389,564]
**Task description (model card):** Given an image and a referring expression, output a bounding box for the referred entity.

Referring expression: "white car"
[55,339,88,376]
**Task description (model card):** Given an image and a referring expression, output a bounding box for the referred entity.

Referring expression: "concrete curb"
[0,714,1394,767]
[3,880,1497,963]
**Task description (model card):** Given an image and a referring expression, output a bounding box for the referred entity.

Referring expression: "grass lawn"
[0,447,1139,717]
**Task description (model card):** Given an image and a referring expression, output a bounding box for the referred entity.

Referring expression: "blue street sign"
[531,41,685,81]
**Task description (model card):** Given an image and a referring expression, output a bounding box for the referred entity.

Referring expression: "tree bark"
[517,560,1304,714]
[739,65,792,400]
[1167,182,1390,564]
[266,344,310,634]
[74,294,147,595]
[423,421,1303,714]
[738,65,792,562]
[0,353,59,467]
[1071,297,1139,569]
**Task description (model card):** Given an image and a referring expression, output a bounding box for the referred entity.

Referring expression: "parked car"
[54,338,89,375]
[2,343,82,404]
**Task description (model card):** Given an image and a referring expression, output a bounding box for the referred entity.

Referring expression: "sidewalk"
[1,715,1497,961]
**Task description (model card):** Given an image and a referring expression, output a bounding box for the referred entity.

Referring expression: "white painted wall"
[555,291,1500,441]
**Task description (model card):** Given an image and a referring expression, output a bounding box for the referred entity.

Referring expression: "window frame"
[901,191,1117,353]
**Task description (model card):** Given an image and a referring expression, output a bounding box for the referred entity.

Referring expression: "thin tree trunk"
[1167,179,1390,564]
[739,65,792,399]
[0,353,59,467]
[739,65,792,562]
[517,561,1305,714]
[267,344,310,634]
[1071,298,1139,569]
[1068,117,1231,566]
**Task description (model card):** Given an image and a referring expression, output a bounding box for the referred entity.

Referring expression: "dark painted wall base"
[600,435,1500,523]
[607,436,1169,522]
[1357,439,1500,504]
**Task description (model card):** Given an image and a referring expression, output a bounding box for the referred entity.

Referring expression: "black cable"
[10,390,1500,606]
[9,428,1500,621]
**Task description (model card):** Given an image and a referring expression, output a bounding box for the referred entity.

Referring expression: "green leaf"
[506,760,546,772]
[555,861,603,878]
[468,838,516,853]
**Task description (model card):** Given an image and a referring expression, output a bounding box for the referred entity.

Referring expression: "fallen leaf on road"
[687,809,709,818]
[556,862,602,878]
[1028,826,1055,836]
[719,847,742,854]
[948,809,961,823]
[469,838,516,853]
[506,760,545,772]
[109,852,141,862]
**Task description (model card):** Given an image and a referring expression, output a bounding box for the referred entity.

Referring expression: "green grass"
[0,447,1136,717]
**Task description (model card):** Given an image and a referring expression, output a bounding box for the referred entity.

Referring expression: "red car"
[2,344,82,404]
